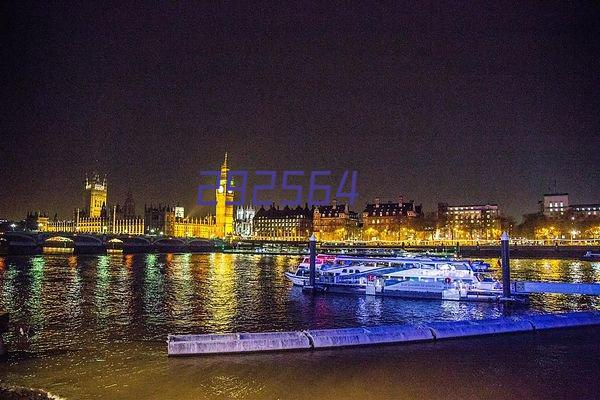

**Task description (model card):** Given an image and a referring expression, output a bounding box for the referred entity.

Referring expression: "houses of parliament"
[30,154,235,239]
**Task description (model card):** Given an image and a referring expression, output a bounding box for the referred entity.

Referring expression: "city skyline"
[1,2,599,220]
[4,160,597,223]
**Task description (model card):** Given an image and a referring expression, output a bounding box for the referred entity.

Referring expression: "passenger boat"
[295,255,526,303]
[284,254,415,286]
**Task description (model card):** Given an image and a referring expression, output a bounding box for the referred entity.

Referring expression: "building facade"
[361,197,423,241]
[235,205,255,238]
[313,200,359,241]
[540,193,599,219]
[143,204,216,237]
[541,193,570,217]
[437,203,501,240]
[253,204,313,241]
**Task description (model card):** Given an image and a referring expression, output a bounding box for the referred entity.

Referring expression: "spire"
[223,152,228,168]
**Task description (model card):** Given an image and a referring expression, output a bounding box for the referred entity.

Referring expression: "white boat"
[299,255,522,302]
[285,254,426,286]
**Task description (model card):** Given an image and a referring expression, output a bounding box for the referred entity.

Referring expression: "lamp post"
[10,223,16,232]
[501,231,511,299]
[309,233,317,287]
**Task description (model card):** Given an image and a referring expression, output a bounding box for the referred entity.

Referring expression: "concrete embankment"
[167,311,600,356]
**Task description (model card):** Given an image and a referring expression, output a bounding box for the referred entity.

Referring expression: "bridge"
[0,231,220,255]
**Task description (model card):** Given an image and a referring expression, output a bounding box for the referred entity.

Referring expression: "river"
[0,254,599,399]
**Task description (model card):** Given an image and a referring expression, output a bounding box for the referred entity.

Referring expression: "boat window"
[342,269,347,273]
[410,277,419,281]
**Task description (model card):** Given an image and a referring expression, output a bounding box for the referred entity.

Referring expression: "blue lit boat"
[296,256,527,303]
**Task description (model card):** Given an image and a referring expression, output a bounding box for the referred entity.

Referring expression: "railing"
[320,239,600,247]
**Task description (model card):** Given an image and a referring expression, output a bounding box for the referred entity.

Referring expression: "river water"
[0,254,599,399]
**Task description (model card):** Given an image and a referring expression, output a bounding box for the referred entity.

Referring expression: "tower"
[84,172,107,218]
[123,190,136,219]
[215,153,234,237]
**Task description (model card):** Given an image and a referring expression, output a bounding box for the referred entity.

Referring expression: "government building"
[35,172,145,235]
[32,154,235,239]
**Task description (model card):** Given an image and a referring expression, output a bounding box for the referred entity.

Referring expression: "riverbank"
[0,385,62,400]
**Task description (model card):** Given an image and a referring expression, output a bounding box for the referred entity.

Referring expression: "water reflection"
[0,254,598,356]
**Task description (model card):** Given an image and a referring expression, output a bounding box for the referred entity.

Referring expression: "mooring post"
[309,234,317,287]
[501,231,511,298]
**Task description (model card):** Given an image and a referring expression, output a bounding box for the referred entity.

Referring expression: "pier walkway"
[168,311,600,356]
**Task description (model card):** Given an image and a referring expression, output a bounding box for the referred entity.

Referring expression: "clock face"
[218,185,224,193]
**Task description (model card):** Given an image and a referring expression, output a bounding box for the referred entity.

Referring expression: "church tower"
[215,153,234,237]
[84,172,107,218]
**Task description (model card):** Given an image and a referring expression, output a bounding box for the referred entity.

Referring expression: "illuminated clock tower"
[215,153,234,237]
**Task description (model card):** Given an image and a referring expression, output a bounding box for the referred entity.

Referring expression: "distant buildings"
[253,205,313,241]
[437,203,501,240]
[29,153,234,239]
[541,193,570,217]
[313,200,359,241]
[32,173,145,235]
[541,193,600,218]
[361,197,423,241]
[19,163,598,241]
[142,153,234,238]
[215,153,235,237]
[235,206,255,238]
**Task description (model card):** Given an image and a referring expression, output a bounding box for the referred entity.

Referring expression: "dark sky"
[1,1,599,220]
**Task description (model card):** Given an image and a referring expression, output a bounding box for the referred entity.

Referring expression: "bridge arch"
[120,237,151,245]
[74,235,103,245]
[154,238,186,246]
[2,232,37,245]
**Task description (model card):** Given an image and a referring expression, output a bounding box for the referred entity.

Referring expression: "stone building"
[361,196,423,241]
[253,204,313,241]
[313,200,359,241]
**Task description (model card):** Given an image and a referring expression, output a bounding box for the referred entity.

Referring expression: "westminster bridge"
[0,231,219,255]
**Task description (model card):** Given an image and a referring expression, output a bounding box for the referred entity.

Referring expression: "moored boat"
[293,255,527,303]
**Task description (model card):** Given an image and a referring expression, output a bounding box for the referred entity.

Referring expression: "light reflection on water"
[0,254,599,399]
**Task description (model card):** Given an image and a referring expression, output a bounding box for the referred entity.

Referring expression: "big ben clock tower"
[215,153,234,237]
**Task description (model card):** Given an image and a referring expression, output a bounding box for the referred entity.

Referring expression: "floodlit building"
[361,196,423,241]
[313,200,359,241]
[253,204,313,241]
[437,203,501,240]
[235,205,255,238]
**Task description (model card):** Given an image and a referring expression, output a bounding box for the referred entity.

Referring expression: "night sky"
[2,2,599,220]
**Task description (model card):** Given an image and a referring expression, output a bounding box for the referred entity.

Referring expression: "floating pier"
[167,311,600,356]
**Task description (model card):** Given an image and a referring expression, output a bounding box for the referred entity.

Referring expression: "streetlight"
[10,223,16,231]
